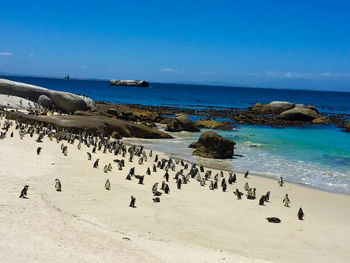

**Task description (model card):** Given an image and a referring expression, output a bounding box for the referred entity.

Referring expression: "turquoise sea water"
[125,125,350,194]
[1,75,350,193]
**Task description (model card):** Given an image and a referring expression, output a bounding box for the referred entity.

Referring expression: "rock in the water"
[195,120,233,130]
[192,131,235,159]
[165,119,183,132]
[188,142,198,148]
[175,113,200,132]
[7,112,172,139]
[110,79,149,87]
[262,101,295,114]
[311,116,331,125]
[280,108,319,121]
[345,121,350,132]
[37,95,54,108]
[0,78,94,113]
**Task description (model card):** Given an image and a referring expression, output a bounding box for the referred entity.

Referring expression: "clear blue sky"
[1,0,350,91]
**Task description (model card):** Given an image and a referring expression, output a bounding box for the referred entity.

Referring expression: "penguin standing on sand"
[19,185,29,198]
[244,182,249,191]
[105,179,111,190]
[244,171,249,178]
[278,177,284,187]
[259,195,265,205]
[37,147,42,155]
[55,179,62,191]
[283,194,290,207]
[129,195,136,207]
[93,159,99,168]
[298,207,304,220]
[87,152,91,161]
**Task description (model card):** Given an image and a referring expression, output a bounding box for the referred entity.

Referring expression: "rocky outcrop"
[165,114,200,132]
[165,119,183,132]
[110,80,149,87]
[7,112,172,139]
[311,116,331,125]
[0,78,95,113]
[195,120,233,130]
[280,108,318,121]
[345,122,350,132]
[37,95,54,109]
[252,101,295,114]
[192,131,235,159]
[0,94,41,110]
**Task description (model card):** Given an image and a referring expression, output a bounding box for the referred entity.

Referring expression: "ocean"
[2,75,350,194]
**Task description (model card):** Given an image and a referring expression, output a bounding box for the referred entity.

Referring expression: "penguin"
[244,171,249,178]
[153,197,160,203]
[264,191,270,202]
[283,194,290,207]
[87,152,91,161]
[234,188,243,200]
[105,179,111,190]
[55,179,62,191]
[278,177,284,187]
[244,182,249,191]
[19,185,29,198]
[213,180,218,189]
[266,217,281,223]
[103,165,108,173]
[177,178,182,189]
[298,207,304,220]
[93,159,99,168]
[129,195,136,208]
[146,167,151,175]
[222,181,227,192]
[209,181,214,190]
[37,147,42,155]
[259,195,265,205]
[164,183,170,194]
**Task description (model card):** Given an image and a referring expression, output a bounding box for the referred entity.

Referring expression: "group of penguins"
[0,115,305,222]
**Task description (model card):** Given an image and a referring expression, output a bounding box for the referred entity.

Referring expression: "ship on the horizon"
[64,74,70,80]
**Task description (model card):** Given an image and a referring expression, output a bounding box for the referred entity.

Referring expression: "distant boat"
[64,75,70,80]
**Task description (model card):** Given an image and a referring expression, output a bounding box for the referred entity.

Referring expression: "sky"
[0,0,350,91]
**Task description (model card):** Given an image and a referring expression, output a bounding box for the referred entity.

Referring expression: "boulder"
[50,91,89,113]
[0,94,40,110]
[280,108,319,121]
[7,112,172,139]
[262,101,295,114]
[110,79,149,87]
[165,119,183,132]
[195,119,233,130]
[0,78,95,113]
[188,142,198,148]
[192,131,236,159]
[345,122,350,132]
[311,116,331,125]
[175,113,200,132]
[37,95,54,108]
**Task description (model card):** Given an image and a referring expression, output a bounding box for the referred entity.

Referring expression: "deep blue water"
[2,75,350,113]
[2,75,350,193]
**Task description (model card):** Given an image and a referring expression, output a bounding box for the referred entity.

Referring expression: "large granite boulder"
[165,114,200,132]
[0,78,95,113]
[37,95,54,108]
[192,131,235,159]
[7,112,172,139]
[280,108,319,121]
[195,119,233,130]
[261,101,296,114]
[175,113,200,132]
[165,119,183,132]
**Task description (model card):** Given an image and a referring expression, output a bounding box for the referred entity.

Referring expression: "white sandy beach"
[1,120,350,263]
